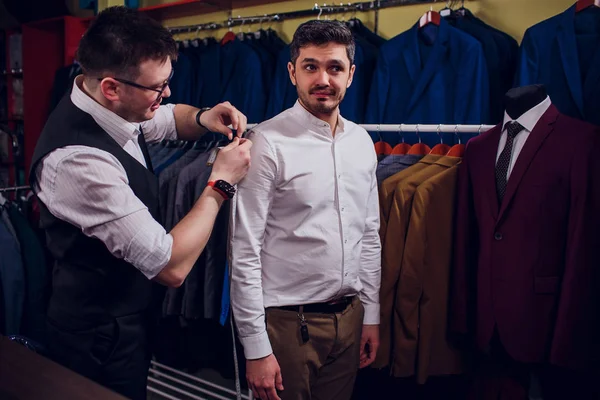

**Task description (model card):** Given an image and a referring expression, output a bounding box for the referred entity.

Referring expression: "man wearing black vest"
[29,6,251,399]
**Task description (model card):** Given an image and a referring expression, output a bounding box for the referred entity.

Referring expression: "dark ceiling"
[1,0,72,24]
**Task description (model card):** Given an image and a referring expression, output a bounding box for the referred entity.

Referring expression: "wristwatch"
[195,107,212,129]
[207,180,235,200]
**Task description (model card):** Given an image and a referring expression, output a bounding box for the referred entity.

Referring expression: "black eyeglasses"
[98,69,174,102]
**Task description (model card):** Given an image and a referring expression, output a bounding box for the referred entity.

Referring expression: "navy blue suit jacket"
[219,38,266,124]
[265,45,295,120]
[366,19,490,146]
[516,5,600,126]
[169,51,193,106]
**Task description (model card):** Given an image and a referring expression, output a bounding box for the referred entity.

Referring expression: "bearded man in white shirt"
[231,20,382,400]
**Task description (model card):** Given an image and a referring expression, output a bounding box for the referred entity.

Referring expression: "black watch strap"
[195,107,212,129]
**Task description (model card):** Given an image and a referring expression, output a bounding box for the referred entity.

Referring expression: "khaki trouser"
[265,296,364,400]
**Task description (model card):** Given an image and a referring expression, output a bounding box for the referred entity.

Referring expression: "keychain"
[298,306,310,344]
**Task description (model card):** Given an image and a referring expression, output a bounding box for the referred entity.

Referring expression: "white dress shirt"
[230,101,382,360]
[497,96,551,179]
[33,75,178,279]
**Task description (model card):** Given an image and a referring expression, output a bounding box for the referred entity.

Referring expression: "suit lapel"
[497,105,560,222]
[582,34,600,107]
[556,6,585,117]
[405,21,450,116]
[479,125,502,220]
[402,24,421,86]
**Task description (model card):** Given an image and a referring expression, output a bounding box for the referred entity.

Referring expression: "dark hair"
[76,6,177,79]
[290,20,355,65]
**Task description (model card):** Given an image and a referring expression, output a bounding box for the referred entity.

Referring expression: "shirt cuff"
[239,330,273,360]
[362,303,380,325]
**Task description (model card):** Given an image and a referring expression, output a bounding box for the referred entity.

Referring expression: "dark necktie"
[495,121,523,204]
[137,126,155,175]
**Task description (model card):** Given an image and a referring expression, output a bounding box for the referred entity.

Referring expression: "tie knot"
[505,121,523,139]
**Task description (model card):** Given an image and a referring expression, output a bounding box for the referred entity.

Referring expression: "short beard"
[298,87,345,116]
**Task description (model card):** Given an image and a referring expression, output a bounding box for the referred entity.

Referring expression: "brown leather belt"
[276,296,355,314]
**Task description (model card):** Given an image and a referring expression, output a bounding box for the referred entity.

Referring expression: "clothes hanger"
[446,125,465,157]
[407,125,431,155]
[457,0,468,17]
[576,0,600,12]
[391,125,410,154]
[429,125,451,155]
[440,0,453,18]
[236,17,246,41]
[373,125,393,160]
[419,4,441,28]
[221,20,237,45]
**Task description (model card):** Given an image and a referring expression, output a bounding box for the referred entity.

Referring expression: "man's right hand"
[210,137,252,185]
[246,354,284,400]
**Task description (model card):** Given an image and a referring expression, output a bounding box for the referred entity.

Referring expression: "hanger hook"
[315,3,323,20]
[455,125,461,145]
[437,124,443,144]
[239,16,245,33]
[416,124,422,143]
[399,124,405,143]
[478,125,483,135]
[376,124,384,142]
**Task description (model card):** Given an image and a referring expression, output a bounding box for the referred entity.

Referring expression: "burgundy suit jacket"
[450,104,600,370]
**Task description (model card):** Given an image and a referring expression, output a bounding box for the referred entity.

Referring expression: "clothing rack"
[167,0,439,34]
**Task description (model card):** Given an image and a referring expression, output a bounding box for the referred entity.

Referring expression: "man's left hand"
[359,324,379,368]
[200,101,248,140]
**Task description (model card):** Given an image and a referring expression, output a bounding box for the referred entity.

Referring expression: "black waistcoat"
[30,96,163,330]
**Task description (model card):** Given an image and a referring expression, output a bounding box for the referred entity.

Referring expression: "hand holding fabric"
[199,101,248,140]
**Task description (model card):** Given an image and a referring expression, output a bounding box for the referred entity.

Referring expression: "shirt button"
[341,207,345,212]
[344,272,348,277]
[344,239,348,244]
[494,232,503,241]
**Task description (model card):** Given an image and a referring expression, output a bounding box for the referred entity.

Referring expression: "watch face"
[215,180,236,199]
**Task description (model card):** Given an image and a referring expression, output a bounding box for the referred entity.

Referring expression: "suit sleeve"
[230,131,277,360]
[449,141,478,336]
[551,132,600,369]
[514,28,538,87]
[394,186,428,374]
[359,156,382,325]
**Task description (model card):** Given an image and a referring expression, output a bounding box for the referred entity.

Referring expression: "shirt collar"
[502,96,552,133]
[70,75,141,147]
[290,100,345,137]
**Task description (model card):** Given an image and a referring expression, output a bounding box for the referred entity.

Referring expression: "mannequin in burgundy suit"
[451,85,600,399]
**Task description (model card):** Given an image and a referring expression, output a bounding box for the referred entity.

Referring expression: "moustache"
[309,88,336,95]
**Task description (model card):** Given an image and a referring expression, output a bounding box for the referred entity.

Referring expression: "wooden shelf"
[138,0,226,20]
[138,0,281,20]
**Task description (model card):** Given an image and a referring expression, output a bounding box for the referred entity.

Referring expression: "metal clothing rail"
[167,0,439,34]
[246,123,496,133]
[0,185,30,193]
[361,123,495,133]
